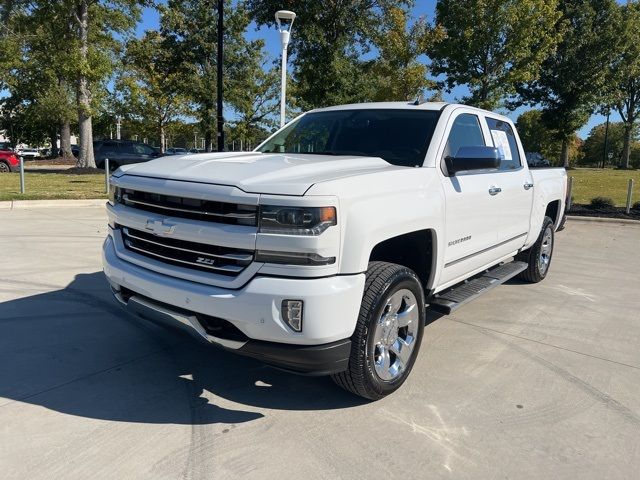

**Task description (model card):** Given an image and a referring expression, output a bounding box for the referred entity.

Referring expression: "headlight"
[108,186,121,206]
[259,205,336,235]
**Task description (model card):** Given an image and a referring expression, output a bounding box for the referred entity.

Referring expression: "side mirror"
[445,146,501,176]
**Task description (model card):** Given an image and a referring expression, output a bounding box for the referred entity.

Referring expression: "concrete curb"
[0,199,106,210]
[567,215,640,225]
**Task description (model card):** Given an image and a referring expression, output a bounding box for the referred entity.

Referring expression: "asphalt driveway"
[1,206,639,479]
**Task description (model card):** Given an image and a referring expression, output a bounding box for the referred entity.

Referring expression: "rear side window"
[486,118,521,171]
[444,114,485,158]
[100,141,120,152]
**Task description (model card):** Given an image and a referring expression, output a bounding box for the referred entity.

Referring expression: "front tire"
[516,216,555,283]
[331,262,425,400]
[0,161,9,173]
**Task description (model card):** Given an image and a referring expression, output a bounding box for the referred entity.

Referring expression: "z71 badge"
[195,256,216,266]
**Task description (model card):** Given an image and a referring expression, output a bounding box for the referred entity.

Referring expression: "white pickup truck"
[103,102,567,400]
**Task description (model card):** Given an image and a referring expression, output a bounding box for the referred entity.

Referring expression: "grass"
[568,168,640,207]
[0,171,107,201]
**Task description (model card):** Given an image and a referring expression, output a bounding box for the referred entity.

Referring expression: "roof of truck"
[311,101,449,113]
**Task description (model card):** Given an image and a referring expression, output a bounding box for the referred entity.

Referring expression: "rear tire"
[331,262,425,400]
[0,161,9,173]
[516,216,555,283]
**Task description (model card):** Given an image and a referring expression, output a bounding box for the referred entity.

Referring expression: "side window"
[444,113,485,159]
[486,117,521,171]
[131,143,154,155]
[100,141,120,155]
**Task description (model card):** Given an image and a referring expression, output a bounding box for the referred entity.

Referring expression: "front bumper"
[103,236,364,372]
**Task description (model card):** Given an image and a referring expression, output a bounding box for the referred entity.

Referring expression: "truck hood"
[116,152,399,196]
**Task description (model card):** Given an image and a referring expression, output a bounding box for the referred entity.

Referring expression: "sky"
[135,1,622,137]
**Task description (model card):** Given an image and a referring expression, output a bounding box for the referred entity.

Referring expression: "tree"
[608,1,640,169]
[370,6,444,102]
[428,0,561,110]
[68,0,143,167]
[161,1,265,151]
[517,0,621,168]
[0,3,76,154]
[581,122,640,168]
[228,63,279,148]
[119,31,189,153]
[247,0,410,110]
[516,109,581,166]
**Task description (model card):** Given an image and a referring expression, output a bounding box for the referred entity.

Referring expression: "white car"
[16,148,40,159]
[103,102,567,399]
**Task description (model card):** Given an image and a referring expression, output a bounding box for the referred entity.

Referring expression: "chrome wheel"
[371,289,419,382]
[538,226,553,275]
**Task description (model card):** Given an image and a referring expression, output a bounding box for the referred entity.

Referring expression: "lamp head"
[275,10,296,31]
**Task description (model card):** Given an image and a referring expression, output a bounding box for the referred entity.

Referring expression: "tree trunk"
[60,120,72,158]
[76,0,96,168]
[561,139,570,169]
[159,122,165,154]
[49,126,58,159]
[621,123,632,169]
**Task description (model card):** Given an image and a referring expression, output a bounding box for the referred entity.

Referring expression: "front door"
[438,111,504,287]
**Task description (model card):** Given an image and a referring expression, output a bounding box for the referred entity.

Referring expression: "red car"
[0,150,20,173]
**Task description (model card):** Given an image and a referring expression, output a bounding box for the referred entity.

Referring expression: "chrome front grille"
[118,188,257,226]
[120,226,253,276]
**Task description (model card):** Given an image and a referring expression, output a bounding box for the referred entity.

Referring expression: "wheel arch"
[367,228,438,294]
[545,199,561,227]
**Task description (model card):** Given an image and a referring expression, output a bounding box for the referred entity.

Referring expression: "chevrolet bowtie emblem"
[145,219,176,236]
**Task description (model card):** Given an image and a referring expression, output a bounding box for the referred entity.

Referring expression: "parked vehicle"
[526,152,552,168]
[165,147,190,155]
[0,150,20,173]
[189,148,205,154]
[16,147,40,160]
[94,140,160,170]
[103,102,567,399]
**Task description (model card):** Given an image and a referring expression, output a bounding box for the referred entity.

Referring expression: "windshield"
[257,109,441,167]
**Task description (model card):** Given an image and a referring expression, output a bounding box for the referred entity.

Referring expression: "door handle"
[488,186,502,196]
[524,182,534,190]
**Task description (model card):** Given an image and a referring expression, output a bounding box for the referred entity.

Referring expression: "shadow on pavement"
[0,272,367,426]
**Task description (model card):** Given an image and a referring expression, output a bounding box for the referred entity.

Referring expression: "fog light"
[282,299,303,332]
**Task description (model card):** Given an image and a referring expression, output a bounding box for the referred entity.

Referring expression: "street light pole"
[275,10,296,128]
[216,0,225,152]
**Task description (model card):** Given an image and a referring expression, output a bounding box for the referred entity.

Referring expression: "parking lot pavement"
[1,207,639,480]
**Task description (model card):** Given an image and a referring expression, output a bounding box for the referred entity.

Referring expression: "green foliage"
[516,110,582,166]
[516,0,621,166]
[606,2,640,169]
[118,30,190,152]
[589,196,615,209]
[580,122,640,168]
[370,6,443,102]
[161,0,270,150]
[429,0,561,110]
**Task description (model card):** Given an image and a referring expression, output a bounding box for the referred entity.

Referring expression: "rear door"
[484,117,533,249]
[438,110,503,286]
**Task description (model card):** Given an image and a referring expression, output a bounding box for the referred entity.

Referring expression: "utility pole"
[216,0,225,152]
[116,116,121,140]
